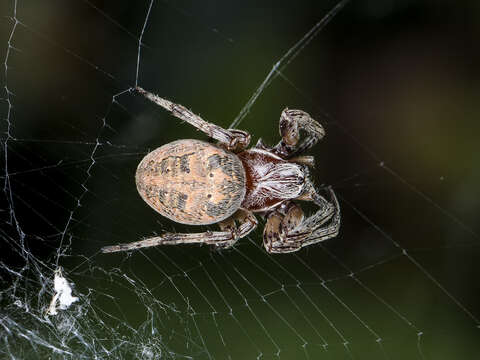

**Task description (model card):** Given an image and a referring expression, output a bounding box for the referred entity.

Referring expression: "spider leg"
[263,201,306,253]
[136,87,250,152]
[263,186,340,254]
[101,210,257,253]
[289,186,340,248]
[216,209,258,249]
[274,108,325,158]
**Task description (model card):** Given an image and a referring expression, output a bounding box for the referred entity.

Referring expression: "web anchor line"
[135,0,155,88]
[230,0,351,129]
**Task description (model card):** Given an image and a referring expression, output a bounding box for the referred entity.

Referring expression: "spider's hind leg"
[101,210,257,253]
[136,87,251,152]
[216,209,258,250]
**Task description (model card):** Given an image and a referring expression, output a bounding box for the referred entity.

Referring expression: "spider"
[101,87,340,254]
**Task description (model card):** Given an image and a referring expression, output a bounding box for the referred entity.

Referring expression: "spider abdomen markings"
[158,152,193,176]
[136,139,246,225]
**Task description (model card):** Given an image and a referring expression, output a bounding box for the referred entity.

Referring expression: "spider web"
[1,0,480,359]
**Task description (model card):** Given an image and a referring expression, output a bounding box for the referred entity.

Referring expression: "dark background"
[1,0,479,359]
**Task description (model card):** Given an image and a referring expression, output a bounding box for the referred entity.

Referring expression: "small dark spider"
[101,87,340,254]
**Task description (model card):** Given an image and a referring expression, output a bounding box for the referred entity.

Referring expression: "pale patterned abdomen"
[136,139,246,225]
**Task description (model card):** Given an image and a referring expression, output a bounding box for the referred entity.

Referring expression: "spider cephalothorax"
[101,87,340,254]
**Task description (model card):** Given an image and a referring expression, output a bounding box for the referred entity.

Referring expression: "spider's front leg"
[274,108,325,158]
[263,187,340,254]
[136,87,250,152]
[101,210,257,253]
[263,202,305,253]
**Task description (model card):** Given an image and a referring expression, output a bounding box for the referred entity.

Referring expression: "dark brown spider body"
[136,139,246,225]
[136,137,309,226]
[101,87,340,254]
[238,148,307,212]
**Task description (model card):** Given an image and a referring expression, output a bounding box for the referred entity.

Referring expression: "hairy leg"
[136,87,251,152]
[263,186,340,254]
[102,210,257,253]
[263,202,305,253]
[274,108,325,158]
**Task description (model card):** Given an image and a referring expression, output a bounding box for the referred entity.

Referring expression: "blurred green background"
[1,0,479,359]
